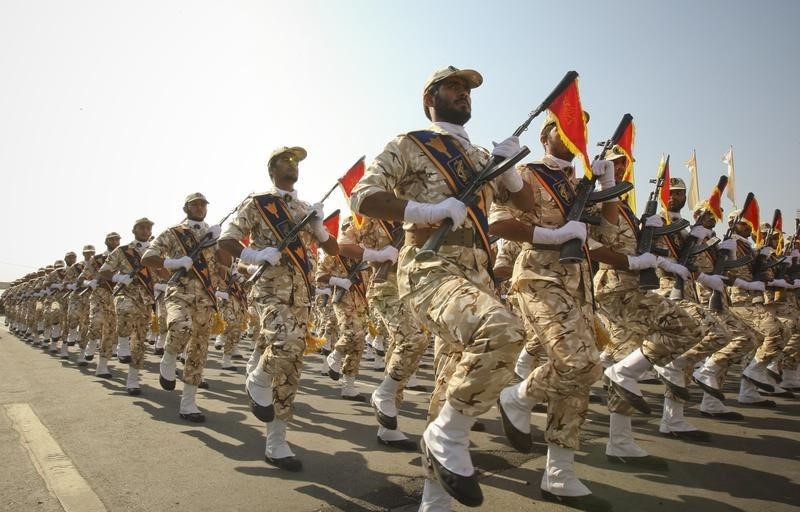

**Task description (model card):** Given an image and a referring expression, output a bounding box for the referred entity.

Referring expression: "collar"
[131,240,150,253]
[540,154,575,174]
[269,187,298,203]
[430,122,471,148]
[187,219,208,231]
[664,211,683,222]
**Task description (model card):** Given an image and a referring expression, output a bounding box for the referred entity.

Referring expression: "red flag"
[772,209,783,253]
[337,156,366,228]
[616,121,636,211]
[739,193,761,246]
[323,209,340,241]
[546,77,592,178]
[240,236,250,247]
[703,175,728,221]
[657,155,671,217]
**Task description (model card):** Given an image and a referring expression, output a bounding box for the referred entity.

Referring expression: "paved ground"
[1,320,799,512]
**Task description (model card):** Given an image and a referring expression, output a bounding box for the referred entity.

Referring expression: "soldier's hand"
[591,160,615,191]
[154,283,167,292]
[491,136,520,159]
[768,279,789,289]
[207,224,222,241]
[718,238,737,254]
[84,279,98,289]
[657,257,690,280]
[733,278,765,292]
[404,198,468,231]
[112,273,133,286]
[328,276,352,290]
[697,272,726,292]
[689,225,712,240]
[532,220,586,245]
[164,256,194,271]
[362,246,398,263]
[644,215,664,228]
[627,253,659,270]
[759,246,775,257]
[215,291,229,301]
[315,287,332,296]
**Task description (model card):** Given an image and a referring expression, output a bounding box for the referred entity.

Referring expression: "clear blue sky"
[1,0,798,281]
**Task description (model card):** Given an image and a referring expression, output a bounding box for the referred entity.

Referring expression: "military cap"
[82,245,96,253]
[669,177,686,190]
[105,232,121,241]
[604,144,634,162]
[759,222,771,232]
[54,260,65,268]
[728,209,742,221]
[133,217,154,228]
[540,110,590,137]
[65,251,77,258]
[268,146,307,168]
[184,192,209,205]
[422,66,483,95]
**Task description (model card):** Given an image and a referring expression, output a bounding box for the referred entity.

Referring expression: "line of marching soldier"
[3,64,799,512]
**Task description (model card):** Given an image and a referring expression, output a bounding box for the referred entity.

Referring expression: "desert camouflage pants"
[67,294,90,348]
[369,278,428,406]
[47,297,68,339]
[220,299,246,355]
[333,293,367,378]
[88,288,116,358]
[770,301,800,366]
[253,295,309,421]
[398,248,524,419]
[516,277,601,450]
[730,301,786,363]
[164,286,214,386]
[114,295,151,369]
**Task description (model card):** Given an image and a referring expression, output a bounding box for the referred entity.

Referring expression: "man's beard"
[669,199,686,213]
[434,95,471,125]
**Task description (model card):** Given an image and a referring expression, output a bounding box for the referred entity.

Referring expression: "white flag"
[721,146,736,208]
[685,150,700,211]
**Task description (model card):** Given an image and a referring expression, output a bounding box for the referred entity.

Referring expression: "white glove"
[112,273,133,286]
[51,283,64,290]
[308,203,330,242]
[689,225,712,240]
[627,253,659,270]
[154,283,167,292]
[734,278,765,292]
[592,160,616,192]
[491,135,520,159]
[328,276,352,290]
[66,283,77,291]
[497,168,524,193]
[207,224,222,241]
[84,279,98,289]
[768,279,789,289]
[164,256,194,271]
[759,246,775,257]
[404,198,468,231]
[215,291,229,300]
[697,272,726,292]
[791,249,800,259]
[718,238,737,254]
[644,215,664,228]
[362,246,399,263]
[246,264,260,275]
[532,220,587,245]
[240,246,282,266]
[315,287,332,296]
[657,256,691,280]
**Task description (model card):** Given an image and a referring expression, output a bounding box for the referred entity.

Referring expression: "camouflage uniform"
[85,256,117,359]
[220,188,319,421]
[490,161,602,450]
[144,222,222,386]
[351,124,525,419]
[219,279,248,356]
[65,260,88,346]
[100,242,154,369]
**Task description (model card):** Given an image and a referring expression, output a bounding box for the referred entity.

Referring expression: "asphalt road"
[2,320,799,512]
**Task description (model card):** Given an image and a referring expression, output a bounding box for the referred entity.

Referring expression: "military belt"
[405,228,480,249]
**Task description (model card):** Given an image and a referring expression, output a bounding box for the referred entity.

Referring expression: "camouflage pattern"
[220,187,323,421]
[100,243,155,368]
[490,160,601,450]
[219,288,247,355]
[87,285,116,359]
[144,221,223,387]
[351,123,523,419]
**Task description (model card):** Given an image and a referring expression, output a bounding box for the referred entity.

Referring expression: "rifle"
[708,192,755,311]
[372,224,404,284]
[332,260,369,304]
[559,114,636,263]
[751,209,786,281]
[414,70,589,261]
[669,175,728,300]
[167,193,253,285]
[637,155,690,290]
[246,187,339,285]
